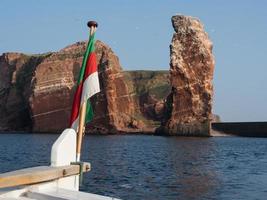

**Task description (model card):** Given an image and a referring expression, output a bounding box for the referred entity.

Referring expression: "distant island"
[0,15,215,136]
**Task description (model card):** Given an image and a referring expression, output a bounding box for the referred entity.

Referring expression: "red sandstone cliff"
[29,41,140,133]
[0,42,169,134]
[0,53,48,131]
[157,15,215,136]
[0,15,215,135]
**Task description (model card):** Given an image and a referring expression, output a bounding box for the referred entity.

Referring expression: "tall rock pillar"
[160,15,215,136]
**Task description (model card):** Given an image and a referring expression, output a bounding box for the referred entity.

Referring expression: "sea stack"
[158,15,215,136]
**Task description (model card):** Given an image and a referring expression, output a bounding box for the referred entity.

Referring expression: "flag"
[69,33,100,131]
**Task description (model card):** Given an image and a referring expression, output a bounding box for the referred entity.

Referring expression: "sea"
[0,133,267,200]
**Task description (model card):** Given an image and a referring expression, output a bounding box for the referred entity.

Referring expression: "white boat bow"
[0,129,120,200]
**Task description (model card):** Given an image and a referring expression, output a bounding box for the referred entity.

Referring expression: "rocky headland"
[0,43,170,134]
[0,14,215,135]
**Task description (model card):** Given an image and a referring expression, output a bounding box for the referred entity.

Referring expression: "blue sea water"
[0,133,267,200]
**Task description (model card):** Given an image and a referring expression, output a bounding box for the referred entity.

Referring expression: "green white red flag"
[69,33,100,131]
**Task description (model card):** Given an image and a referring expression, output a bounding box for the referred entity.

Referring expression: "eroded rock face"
[29,40,136,133]
[0,53,46,131]
[159,15,215,136]
[29,47,76,132]
[0,41,137,133]
[0,42,171,133]
[87,41,136,134]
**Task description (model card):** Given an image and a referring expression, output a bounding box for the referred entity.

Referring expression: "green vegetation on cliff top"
[123,70,170,100]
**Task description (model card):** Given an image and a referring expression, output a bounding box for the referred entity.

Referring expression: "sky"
[1,0,267,122]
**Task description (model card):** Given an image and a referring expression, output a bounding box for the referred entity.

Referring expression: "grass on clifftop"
[123,70,170,100]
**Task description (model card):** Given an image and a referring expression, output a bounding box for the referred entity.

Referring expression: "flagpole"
[76,21,98,162]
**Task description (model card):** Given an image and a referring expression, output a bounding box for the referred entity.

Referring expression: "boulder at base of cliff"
[157,15,215,136]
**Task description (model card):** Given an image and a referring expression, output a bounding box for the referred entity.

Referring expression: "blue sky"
[1,0,267,122]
